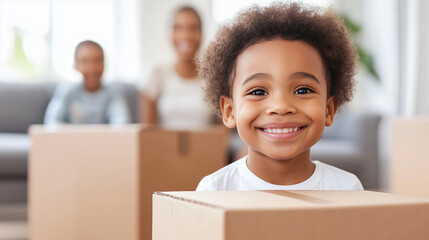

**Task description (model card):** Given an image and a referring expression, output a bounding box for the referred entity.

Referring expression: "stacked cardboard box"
[391,117,429,197]
[29,125,228,240]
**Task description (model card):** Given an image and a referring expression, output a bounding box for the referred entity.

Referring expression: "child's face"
[75,44,104,92]
[220,39,336,161]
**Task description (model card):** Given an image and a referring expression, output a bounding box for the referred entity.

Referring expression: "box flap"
[141,124,228,133]
[30,124,227,135]
[29,124,143,134]
[155,190,429,210]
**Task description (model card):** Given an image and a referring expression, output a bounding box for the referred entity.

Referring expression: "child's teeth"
[264,127,302,133]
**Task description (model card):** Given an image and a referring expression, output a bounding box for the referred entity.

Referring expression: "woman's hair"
[198,2,357,116]
[171,5,202,31]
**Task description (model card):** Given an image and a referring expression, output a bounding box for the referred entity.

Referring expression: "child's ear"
[325,96,336,127]
[219,95,236,128]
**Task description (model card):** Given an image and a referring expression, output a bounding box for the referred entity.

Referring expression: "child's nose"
[265,94,297,115]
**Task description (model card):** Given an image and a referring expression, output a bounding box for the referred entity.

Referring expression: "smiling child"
[196,2,363,191]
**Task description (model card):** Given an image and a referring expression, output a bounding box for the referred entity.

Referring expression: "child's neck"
[246,150,315,186]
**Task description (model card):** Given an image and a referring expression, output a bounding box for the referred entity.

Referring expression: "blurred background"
[1,0,428,114]
[2,0,428,185]
[1,0,428,238]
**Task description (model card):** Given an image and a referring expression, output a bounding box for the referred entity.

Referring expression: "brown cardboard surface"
[29,124,228,240]
[153,190,429,240]
[158,190,429,209]
[391,117,429,197]
[138,127,229,240]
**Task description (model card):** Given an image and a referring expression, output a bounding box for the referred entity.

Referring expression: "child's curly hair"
[197,2,357,116]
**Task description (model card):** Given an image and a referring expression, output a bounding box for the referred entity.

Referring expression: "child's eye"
[248,89,268,96]
[294,87,315,95]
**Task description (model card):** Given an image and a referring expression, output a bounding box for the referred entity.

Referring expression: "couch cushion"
[311,139,361,161]
[311,139,364,185]
[0,133,29,177]
[0,180,27,203]
[0,82,55,133]
[114,82,139,123]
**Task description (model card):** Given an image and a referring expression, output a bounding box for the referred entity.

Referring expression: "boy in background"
[44,40,130,124]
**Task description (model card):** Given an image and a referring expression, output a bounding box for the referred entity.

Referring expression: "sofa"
[0,81,139,202]
[311,109,381,190]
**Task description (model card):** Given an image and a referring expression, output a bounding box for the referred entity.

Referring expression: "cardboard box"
[29,125,228,240]
[153,190,429,240]
[391,117,429,197]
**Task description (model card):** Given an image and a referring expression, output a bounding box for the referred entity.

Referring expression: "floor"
[0,203,27,240]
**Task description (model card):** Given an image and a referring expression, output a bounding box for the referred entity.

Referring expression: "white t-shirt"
[196,156,364,191]
[140,64,214,128]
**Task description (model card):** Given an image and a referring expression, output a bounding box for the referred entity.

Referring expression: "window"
[0,0,140,83]
[0,0,49,82]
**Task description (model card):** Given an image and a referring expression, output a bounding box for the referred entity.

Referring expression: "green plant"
[9,27,35,74]
[341,14,380,81]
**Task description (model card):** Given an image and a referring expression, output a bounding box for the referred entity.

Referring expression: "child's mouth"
[261,126,306,134]
[257,125,307,140]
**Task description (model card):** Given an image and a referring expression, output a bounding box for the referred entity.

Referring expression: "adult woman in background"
[139,6,215,128]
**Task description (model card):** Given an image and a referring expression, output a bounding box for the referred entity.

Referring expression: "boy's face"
[75,44,104,92]
[172,10,202,62]
[220,39,336,161]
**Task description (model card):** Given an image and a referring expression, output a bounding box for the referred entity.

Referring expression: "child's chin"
[264,152,299,161]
